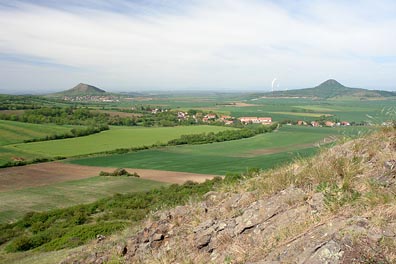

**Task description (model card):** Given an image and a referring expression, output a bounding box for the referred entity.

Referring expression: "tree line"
[23,124,109,143]
[168,123,278,145]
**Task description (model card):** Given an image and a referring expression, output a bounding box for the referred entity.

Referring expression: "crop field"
[117,94,222,109]
[0,148,43,167]
[139,95,395,123]
[217,98,396,122]
[0,161,217,223]
[0,176,167,223]
[267,111,331,117]
[70,126,365,175]
[0,120,74,145]
[6,125,234,159]
[0,120,80,165]
[0,162,217,192]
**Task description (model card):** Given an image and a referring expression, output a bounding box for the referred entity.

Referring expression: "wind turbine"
[271,78,279,93]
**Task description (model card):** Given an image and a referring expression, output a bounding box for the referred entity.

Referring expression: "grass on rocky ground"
[134,126,396,263]
[240,126,395,206]
[2,126,395,263]
[224,126,396,262]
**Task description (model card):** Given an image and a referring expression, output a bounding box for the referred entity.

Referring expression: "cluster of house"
[176,112,272,125]
[151,108,168,114]
[238,117,273,125]
[297,120,351,127]
[62,95,120,102]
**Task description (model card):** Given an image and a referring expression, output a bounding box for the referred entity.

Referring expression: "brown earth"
[0,162,220,192]
[232,102,257,107]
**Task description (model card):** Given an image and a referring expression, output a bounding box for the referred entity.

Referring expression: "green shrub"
[99,168,140,177]
[0,177,223,252]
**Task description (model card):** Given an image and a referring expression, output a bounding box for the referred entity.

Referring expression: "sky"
[0,0,395,94]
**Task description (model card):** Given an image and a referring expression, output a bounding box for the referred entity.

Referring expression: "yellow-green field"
[6,125,235,159]
[292,106,339,112]
[0,176,167,223]
[268,111,332,117]
[0,120,74,146]
[0,120,79,165]
[70,126,367,175]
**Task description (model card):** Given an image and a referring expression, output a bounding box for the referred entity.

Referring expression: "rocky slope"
[62,127,396,263]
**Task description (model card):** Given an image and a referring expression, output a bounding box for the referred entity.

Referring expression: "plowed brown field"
[0,162,220,191]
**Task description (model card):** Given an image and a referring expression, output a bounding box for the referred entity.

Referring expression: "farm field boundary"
[70,126,357,175]
[8,125,235,158]
[0,162,219,192]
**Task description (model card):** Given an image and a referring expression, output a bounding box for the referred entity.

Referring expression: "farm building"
[341,121,350,126]
[325,121,335,127]
[177,112,188,120]
[224,120,234,125]
[219,115,232,121]
[311,121,319,127]
[238,117,272,125]
[297,120,308,126]
[202,114,217,122]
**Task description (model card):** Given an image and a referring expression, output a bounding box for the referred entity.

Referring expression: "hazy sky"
[0,0,395,93]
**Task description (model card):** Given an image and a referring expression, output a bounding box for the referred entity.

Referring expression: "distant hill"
[51,83,106,96]
[263,79,396,99]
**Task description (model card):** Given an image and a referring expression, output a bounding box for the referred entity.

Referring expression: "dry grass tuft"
[58,127,396,264]
[243,127,396,211]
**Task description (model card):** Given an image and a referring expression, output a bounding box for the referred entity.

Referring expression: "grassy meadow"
[0,176,166,223]
[3,125,234,163]
[0,120,80,165]
[0,120,75,145]
[70,126,366,175]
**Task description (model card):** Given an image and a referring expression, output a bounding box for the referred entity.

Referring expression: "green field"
[0,120,80,165]
[145,95,394,123]
[5,125,234,160]
[268,111,330,117]
[0,176,166,223]
[70,126,365,175]
[0,120,74,146]
[214,98,396,122]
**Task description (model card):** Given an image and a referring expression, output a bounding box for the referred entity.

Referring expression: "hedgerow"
[1,177,224,252]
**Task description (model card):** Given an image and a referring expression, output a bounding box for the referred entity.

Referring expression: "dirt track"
[0,162,220,192]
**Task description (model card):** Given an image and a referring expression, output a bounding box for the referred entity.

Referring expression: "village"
[62,95,120,102]
[174,111,351,127]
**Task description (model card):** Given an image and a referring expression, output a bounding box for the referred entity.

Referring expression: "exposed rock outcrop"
[61,187,396,263]
[61,129,396,263]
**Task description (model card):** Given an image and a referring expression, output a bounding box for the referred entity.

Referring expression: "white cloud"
[0,0,395,92]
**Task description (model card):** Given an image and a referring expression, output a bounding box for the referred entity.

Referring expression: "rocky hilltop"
[62,126,396,263]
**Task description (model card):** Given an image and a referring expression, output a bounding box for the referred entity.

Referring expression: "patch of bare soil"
[233,102,257,107]
[0,162,220,192]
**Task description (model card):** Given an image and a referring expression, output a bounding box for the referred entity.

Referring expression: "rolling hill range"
[262,79,396,100]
